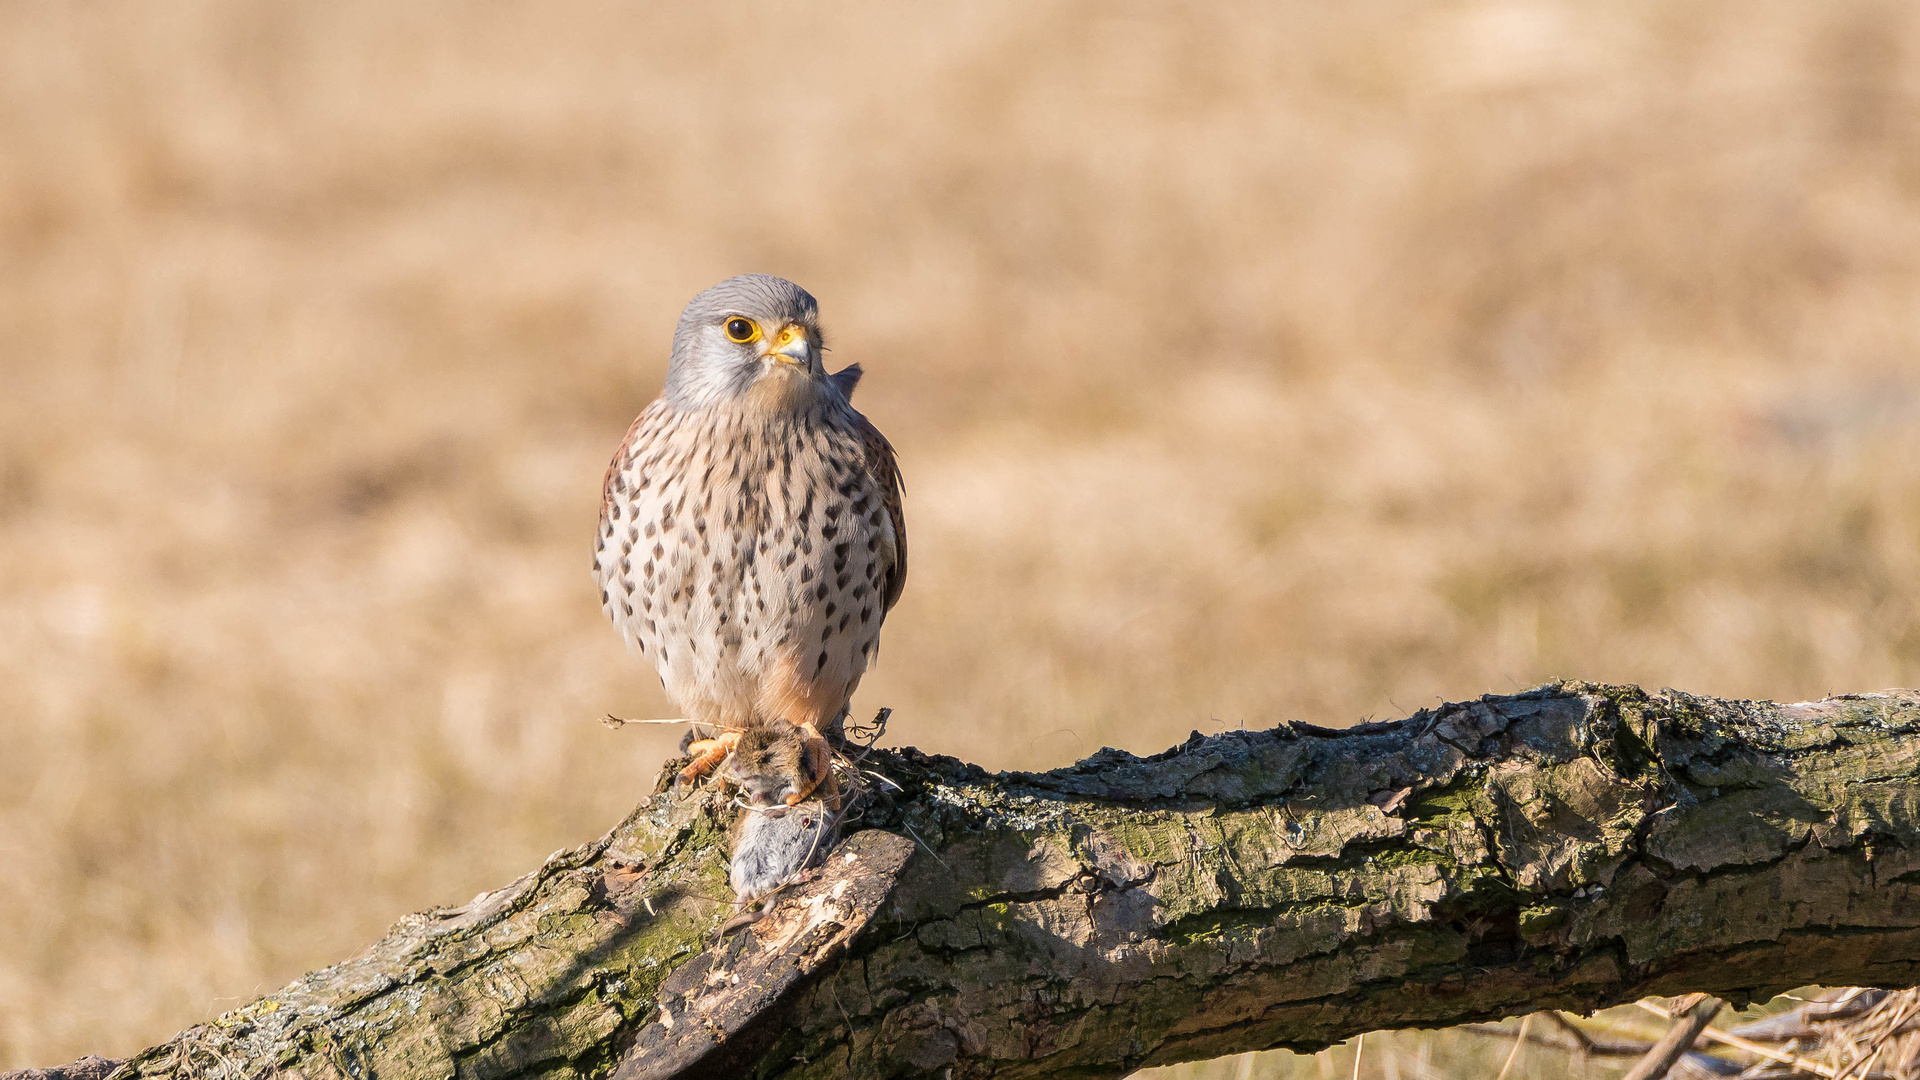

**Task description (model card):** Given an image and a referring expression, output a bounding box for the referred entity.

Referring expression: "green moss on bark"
[58,684,1920,1080]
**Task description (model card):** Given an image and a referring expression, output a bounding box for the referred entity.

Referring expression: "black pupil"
[728,319,751,340]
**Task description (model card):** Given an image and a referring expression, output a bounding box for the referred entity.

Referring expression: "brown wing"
[595,406,648,560]
[599,414,645,521]
[855,415,907,614]
[593,399,669,599]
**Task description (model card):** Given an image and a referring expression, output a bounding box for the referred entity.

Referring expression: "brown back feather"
[855,415,907,613]
[598,402,656,530]
[829,363,863,399]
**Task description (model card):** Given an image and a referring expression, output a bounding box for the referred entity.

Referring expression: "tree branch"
[1622,997,1723,1080]
[11,682,1920,1080]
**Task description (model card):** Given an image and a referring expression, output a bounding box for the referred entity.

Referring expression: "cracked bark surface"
[13,682,1920,1080]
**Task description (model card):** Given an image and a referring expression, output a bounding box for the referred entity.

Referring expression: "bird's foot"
[782,721,842,812]
[676,729,742,791]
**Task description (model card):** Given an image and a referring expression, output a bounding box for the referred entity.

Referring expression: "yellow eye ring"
[723,317,761,344]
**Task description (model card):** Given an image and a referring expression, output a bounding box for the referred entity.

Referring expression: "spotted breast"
[594,381,905,736]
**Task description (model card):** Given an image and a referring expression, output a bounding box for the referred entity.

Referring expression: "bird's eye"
[724,317,759,343]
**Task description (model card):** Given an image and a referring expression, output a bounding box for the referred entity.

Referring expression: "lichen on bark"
[21,683,1920,1080]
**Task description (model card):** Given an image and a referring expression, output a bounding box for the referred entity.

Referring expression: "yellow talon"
[678,729,742,787]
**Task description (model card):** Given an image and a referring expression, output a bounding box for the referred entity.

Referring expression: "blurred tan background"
[4,0,1920,1068]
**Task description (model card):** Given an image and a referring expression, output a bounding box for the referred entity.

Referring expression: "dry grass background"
[3,0,1920,1069]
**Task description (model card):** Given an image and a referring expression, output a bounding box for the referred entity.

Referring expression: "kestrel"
[594,275,906,804]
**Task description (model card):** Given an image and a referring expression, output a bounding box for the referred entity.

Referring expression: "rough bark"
[14,682,1920,1080]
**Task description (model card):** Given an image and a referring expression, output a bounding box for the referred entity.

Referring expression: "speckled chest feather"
[593,391,902,730]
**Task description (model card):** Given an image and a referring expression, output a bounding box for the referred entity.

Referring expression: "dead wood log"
[10,682,1920,1080]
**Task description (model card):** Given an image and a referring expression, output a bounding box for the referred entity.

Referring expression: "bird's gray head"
[663,275,830,410]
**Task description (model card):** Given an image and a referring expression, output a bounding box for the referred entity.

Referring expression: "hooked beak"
[764,323,813,366]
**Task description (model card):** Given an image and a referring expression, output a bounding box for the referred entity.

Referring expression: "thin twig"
[1495,1015,1536,1080]
[859,767,903,793]
[1635,1002,1842,1079]
[1623,997,1723,1080]
[1544,1011,1598,1053]
[1830,997,1917,1080]
[897,820,953,874]
[601,714,695,729]
[1466,1020,1654,1058]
